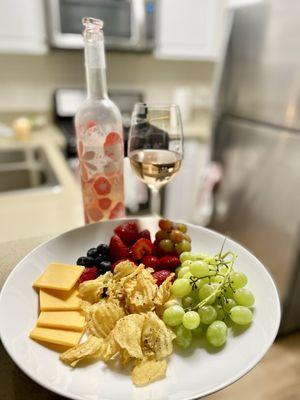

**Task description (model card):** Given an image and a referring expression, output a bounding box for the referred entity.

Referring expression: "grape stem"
[193,251,236,310]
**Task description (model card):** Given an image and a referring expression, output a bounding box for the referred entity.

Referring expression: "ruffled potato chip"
[60,335,103,367]
[98,333,119,362]
[142,312,175,360]
[119,348,132,366]
[113,314,145,359]
[59,259,177,386]
[131,358,167,386]
[154,273,175,316]
[124,269,157,313]
[78,272,112,304]
[113,260,137,280]
[84,301,125,338]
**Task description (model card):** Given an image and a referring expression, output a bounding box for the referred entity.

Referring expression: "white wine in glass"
[128,104,183,215]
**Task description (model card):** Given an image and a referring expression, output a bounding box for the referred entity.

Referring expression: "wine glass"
[128,103,184,215]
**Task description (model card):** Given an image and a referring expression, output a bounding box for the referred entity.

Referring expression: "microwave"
[46,0,156,51]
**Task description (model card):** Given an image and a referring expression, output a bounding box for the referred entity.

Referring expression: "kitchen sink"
[0,147,60,194]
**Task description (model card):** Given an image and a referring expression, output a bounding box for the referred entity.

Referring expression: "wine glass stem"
[150,186,161,216]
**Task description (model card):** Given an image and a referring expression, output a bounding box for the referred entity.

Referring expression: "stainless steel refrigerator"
[210,0,300,334]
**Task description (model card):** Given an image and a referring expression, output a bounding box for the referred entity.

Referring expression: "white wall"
[0,51,214,113]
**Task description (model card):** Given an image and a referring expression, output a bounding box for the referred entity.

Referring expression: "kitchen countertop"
[0,125,84,244]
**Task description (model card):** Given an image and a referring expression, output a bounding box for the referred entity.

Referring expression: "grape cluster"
[156,219,191,255]
[163,250,255,349]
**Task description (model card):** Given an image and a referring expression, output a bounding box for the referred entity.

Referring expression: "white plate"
[0,217,281,400]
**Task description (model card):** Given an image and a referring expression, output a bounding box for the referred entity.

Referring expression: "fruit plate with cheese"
[0,217,280,400]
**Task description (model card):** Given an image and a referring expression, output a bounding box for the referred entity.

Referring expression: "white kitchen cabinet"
[0,0,47,54]
[155,0,225,61]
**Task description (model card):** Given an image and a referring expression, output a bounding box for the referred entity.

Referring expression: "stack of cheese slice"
[30,263,85,349]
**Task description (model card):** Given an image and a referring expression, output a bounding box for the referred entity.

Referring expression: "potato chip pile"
[60,260,175,386]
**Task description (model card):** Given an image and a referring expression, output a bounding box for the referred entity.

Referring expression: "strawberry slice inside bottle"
[93,176,111,196]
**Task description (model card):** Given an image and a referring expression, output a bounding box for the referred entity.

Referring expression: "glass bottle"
[75,17,125,223]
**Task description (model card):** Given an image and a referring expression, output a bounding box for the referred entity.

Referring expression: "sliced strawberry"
[142,255,159,270]
[138,229,151,241]
[79,267,99,283]
[109,202,125,219]
[87,120,96,129]
[104,132,122,146]
[93,176,111,196]
[87,207,103,222]
[131,238,154,261]
[114,221,139,245]
[98,197,112,210]
[109,234,129,262]
[152,270,174,286]
[158,255,180,270]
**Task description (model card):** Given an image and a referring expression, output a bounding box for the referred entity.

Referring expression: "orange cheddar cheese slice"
[39,287,81,311]
[30,326,83,347]
[37,311,85,332]
[33,263,84,291]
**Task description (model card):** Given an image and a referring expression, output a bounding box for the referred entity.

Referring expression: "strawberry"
[109,234,129,262]
[104,132,122,146]
[138,229,151,241]
[98,197,112,210]
[93,176,111,196]
[131,238,154,261]
[142,255,159,270]
[114,221,139,246]
[152,270,174,286]
[87,120,96,129]
[158,255,180,270]
[109,202,125,219]
[79,267,99,283]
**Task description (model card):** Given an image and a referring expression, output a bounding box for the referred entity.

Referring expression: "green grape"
[219,265,230,275]
[179,252,194,263]
[193,252,209,260]
[175,240,191,255]
[163,298,180,309]
[191,324,203,337]
[183,272,193,280]
[198,283,218,304]
[182,290,199,309]
[223,286,235,299]
[163,305,185,327]
[177,266,190,278]
[214,304,225,320]
[211,275,223,284]
[173,223,187,233]
[206,320,228,347]
[198,305,217,324]
[182,260,193,268]
[174,325,192,349]
[171,278,192,297]
[204,256,217,265]
[182,295,194,308]
[182,311,200,330]
[159,239,174,253]
[230,271,248,289]
[224,298,237,312]
[233,288,255,307]
[230,306,253,325]
[194,277,209,290]
[190,260,209,278]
